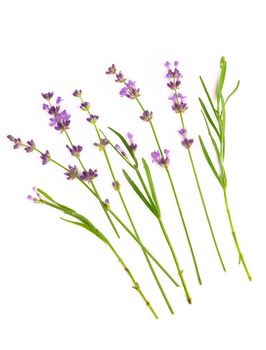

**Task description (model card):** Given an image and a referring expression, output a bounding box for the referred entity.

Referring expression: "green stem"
[109,209,180,288]
[158,217,192,304]
[179,113,226,272]
[150,122,202,284]
[92,124,174,313]
[133,99,201,284]
[223,188,252,281]
[108,243,158,319]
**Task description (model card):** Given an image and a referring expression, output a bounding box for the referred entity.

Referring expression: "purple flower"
[140,110,153,122]
[119,80,140,99]
[66,144,83,157]
[64,165,79,180]
[79,169,98,182]
[49,109,71,132]
[172,101,188,113]
[24,139,36,153]
[27,187,41,203]
[56,96,63,104]
[106,64,117,75]
[94,138,109,151]
[178,129,194,149]
[151,149,170,168]
[86,114,99,124]
[165,61,188,114]
[40,150,51,165]
[115,144,128,158]
[112,180,120,191]
[42,94,72,132]
[126,132,137,152]
[41,92,54,101]
[73,89,82,97]
[115,71,126,83]
[80,101,90,111]
[7,135,22,149]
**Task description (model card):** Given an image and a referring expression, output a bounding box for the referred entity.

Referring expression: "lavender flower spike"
[105,64,117,75]
[79,169,98,182]
[87,114,99,124]
[24,139,36,153]
[140,110,153,122]
[66,144,83,157]
[73,89,82,97]
[115,144,128,158]
[27,187,41,203]
[151,149,170,168]
[119,80,140,99]
[94,138,109,151]
[112,181,120,191]
[80,101,90,111]
[41,92,54,101]
[178,129,194,149]
[7,135,22,149]
[126,132,137,152]
[64,165,79,180]
[40,150,51,165]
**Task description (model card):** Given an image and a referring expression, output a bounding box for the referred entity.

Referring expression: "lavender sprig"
[198,57,251,280]
[28,187,158,319]
[165,60,226,272]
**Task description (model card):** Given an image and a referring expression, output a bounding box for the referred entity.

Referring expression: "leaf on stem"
[199,98,220,138]
[142,158,161,217]
[199,76,219,122]
[122,169,159,217]
[225,80,240,104]
[198,136,221,185]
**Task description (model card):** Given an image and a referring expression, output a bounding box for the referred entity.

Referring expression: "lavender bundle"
[7,57,251,319]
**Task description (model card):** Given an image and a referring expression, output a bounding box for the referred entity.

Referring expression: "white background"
[1,0,265,349]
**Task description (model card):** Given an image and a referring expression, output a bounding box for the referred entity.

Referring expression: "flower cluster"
[178,129,194,149]
[94,138,109,151]
[27,187,41,203]
[165,61,188,114]
[42,92,71,132]
[126,132,137,152]
[64,165,79,180]
[40,150,51,165]
[106,64,140,99]
[151,149,170,168]
[112,180,120,191]
[66,144,83,157]
[80,169,98,182]
[7,135,22,149]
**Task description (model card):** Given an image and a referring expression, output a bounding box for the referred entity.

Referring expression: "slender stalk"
[149,117,202,285]
[108,243,158,319]
[158,218,192,304]
[137,167,192,302]
[82,106,174,313]
[179,108,226,271]
[223,189,252,281]
[109,209,180,287]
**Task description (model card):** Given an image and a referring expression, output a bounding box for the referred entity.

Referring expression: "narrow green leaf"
[60,218,109,244]
[38,188,74,214]
[225,80,240,104]
[202,112,221,161]
[142,158,161,216]
[108,127,138,167]
[122,169,159,217]
[199,76,219,121]
[199,98,220,138]
[198,136,221,185]
[220,94,226,161]
[217,56,227,99]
